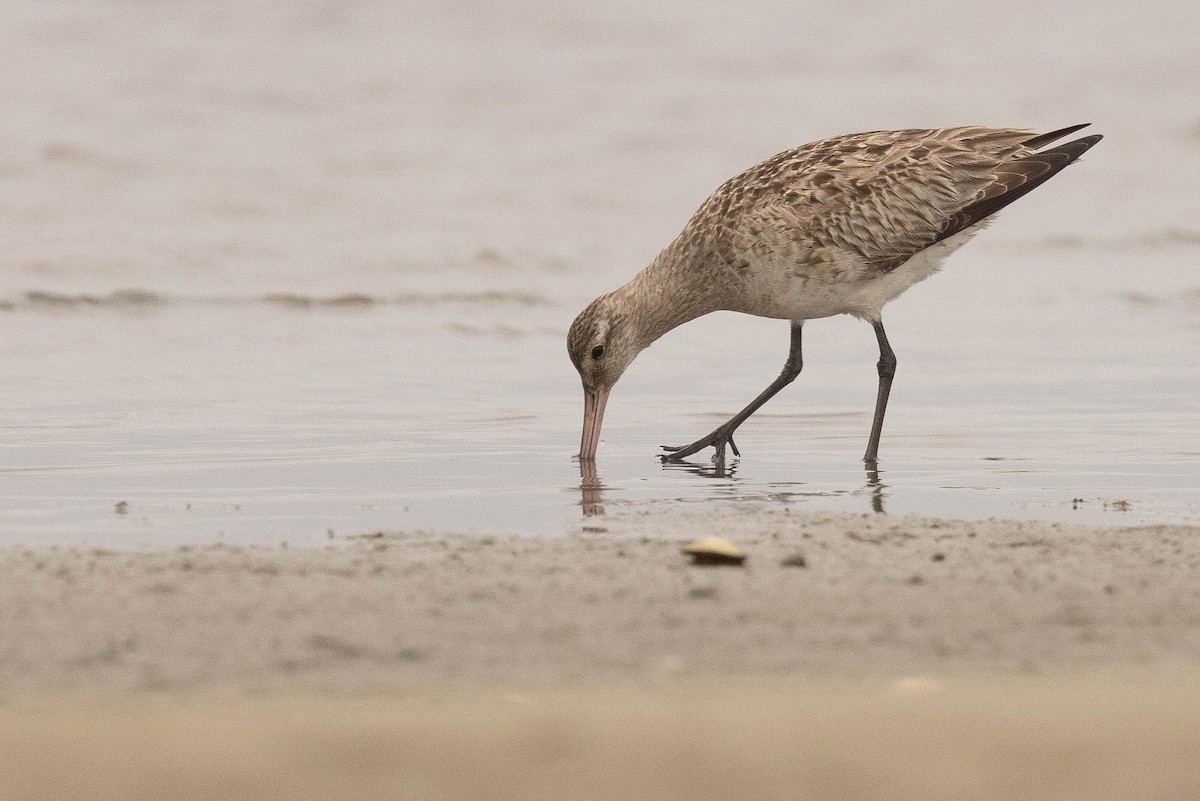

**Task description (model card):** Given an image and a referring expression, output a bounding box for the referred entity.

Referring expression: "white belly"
[745,223,988,322]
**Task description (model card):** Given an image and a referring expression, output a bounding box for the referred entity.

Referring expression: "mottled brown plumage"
[569,125,1102,464]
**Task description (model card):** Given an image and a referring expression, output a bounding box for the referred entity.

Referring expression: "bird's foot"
[660,427,740,463]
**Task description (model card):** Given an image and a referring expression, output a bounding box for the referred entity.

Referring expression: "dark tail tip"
[1023,124,1093,150]
[1052,133,1103,162]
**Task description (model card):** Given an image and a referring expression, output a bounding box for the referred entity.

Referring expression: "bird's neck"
[616,240,720,350]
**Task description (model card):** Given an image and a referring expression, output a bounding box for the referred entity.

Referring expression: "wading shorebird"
[568,125,1101,464]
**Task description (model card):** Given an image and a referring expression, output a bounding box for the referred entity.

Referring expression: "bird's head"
[567,293,645,460]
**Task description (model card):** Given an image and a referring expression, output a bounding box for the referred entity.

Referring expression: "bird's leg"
[662,322,803,462]
[862,318,897,464]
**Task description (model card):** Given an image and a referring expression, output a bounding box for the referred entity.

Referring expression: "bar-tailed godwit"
[568,125,1101,464]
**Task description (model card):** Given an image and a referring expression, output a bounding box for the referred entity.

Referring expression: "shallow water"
[1,1,1197,545]
[3,245,1196,546]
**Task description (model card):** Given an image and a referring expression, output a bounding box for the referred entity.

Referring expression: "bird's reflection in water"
[659,453,890,514]
[579,460,605,517]
[659,454,738,480]
[864,460,887,514]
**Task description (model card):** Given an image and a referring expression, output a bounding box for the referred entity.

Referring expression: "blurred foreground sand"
[3,508,1200,798]
[3,670,1200,801]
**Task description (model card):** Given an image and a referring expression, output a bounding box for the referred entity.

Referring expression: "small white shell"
[682,537,746,565]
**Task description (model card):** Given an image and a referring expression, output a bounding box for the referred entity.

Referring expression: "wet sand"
[4,508,1200,798]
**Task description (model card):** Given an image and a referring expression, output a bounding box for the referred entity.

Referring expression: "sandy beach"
[5,508,1200,798]
[6,508,1200,692]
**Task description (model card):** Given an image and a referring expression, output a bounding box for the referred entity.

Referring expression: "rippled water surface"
[1,1,1197,545]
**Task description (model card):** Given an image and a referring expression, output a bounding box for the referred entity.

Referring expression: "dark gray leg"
[863,318,897,464]
[662,322,804,462]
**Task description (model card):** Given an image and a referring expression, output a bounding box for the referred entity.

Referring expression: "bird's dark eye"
[591,345,605,359]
